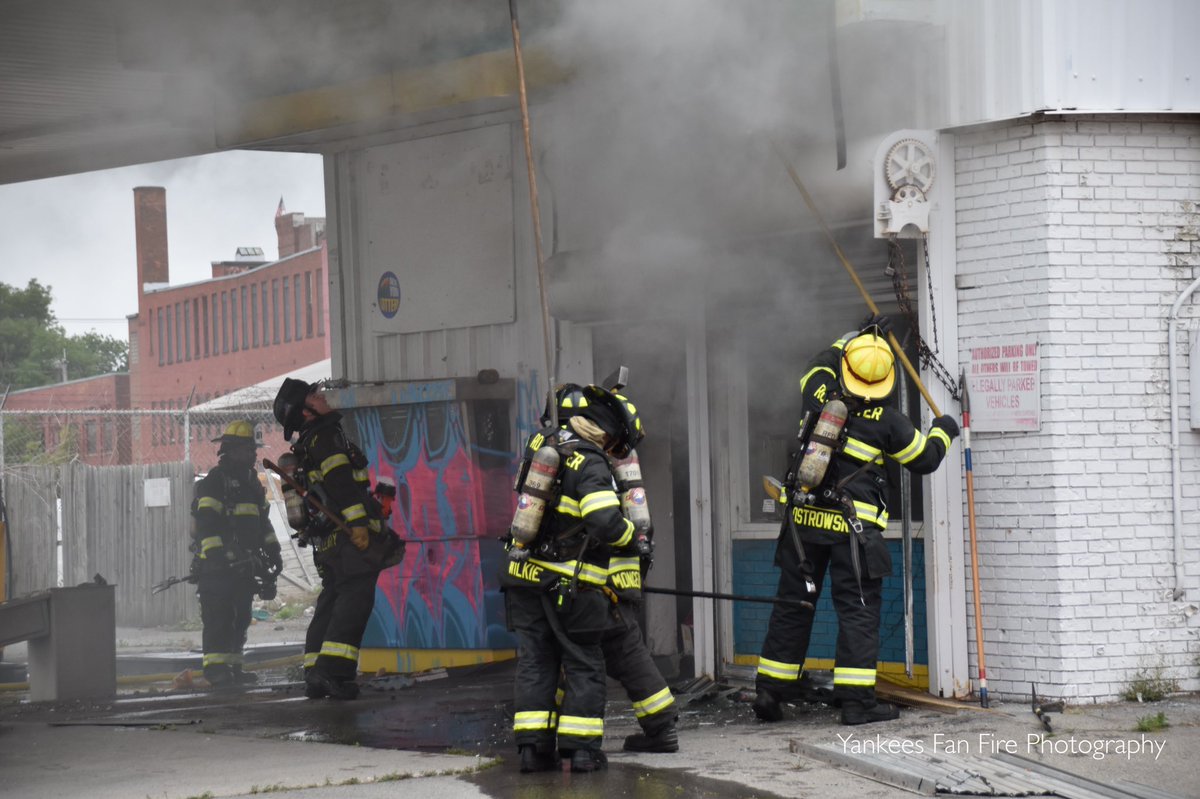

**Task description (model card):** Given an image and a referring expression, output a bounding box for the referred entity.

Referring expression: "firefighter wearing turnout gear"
[602,477,679,754]
[501,384,643,774]
[753,317,959,726]
[272,378,405,701]
[519,385,679,754]
[190,421,282,687]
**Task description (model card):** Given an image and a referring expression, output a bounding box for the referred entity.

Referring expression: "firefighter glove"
[258,580,278,601]
[859,313,893,337]
[932,414,960,439]
[349,525,371,551]
[265,545,284,575]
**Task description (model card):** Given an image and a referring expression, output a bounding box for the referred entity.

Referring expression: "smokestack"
[133,186,169,288]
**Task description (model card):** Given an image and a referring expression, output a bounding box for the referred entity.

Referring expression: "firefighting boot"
[569,749,608,773]
[840,700,900,726]
[204,664,235,689]
[231,666,259,685]
[751,688,784,722]
[518,745,559,773]
[306,669,360,700]
[304,670,330,699]
[623,723,679,753]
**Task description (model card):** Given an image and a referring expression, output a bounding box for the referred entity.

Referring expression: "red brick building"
[127,186,330,465]
[6,188,331,467]
[4,373,131,465]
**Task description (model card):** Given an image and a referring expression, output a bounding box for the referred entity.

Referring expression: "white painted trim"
[922,130,970,699]
[687,315,716,678]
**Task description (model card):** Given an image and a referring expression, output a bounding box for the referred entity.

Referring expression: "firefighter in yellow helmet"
[190,420,282,687]
[501,384,644,773]
[753,316,959,725]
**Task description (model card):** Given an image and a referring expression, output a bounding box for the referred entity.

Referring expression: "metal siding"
[943,0,1200,127]
[338,117,560,385]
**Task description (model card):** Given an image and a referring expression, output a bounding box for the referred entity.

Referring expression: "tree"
[0,279,127,391]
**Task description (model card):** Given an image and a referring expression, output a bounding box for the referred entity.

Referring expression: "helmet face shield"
[840,333,896,401]
[273,378,314,440]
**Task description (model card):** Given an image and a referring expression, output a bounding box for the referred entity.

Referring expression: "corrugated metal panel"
[942,0,1200,128]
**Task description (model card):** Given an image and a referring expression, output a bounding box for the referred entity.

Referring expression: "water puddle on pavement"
[464,762,790,798]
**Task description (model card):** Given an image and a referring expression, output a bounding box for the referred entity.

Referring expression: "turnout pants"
[198,569,256,677]
[507,586,608,754]
[304,570,380,681]
[755,533,884,705]
[603,605,676,734]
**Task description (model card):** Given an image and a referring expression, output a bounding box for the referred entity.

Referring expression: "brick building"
[3,373,131,465]
[6,187,331,468]
[126,186,331,467]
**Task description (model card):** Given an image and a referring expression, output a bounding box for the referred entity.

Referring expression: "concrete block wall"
[954,115,1200,701]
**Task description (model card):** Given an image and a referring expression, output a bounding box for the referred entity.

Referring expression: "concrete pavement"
[1,625,1197,798]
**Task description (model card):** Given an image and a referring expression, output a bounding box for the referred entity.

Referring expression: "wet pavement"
[2,651,1198,798]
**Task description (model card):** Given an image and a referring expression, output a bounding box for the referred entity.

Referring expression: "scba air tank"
[509,445,561,553]
[277,452,308,530]
[797,399,848,489]
[613,450,651,534]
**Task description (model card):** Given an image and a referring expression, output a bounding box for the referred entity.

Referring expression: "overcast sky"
[0,150,325,339]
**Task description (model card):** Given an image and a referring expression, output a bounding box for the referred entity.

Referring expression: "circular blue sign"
[378,271,401,319]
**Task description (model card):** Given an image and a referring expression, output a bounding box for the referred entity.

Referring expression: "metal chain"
[885,237,962,402]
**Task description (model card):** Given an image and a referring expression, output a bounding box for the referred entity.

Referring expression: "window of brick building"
[202,296,209,357]
[157,308,164,366]
[193,298,201,359]
[294,274,302,340]
[261,281,269,349]
[174,302,183,363]
[251,284,259,348]
[304,271,313,337]
[231,289,239,352]
[316,269,324,337]
[283,277,291,342]
[272,279,280,343]
[241,285,249,350]
[211,293,219,355]
[184,301,192,361]
[165,306,174,365]
[221,291,229,354]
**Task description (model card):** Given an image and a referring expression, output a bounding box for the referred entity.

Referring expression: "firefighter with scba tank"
[526,384,679,755]
[190,420,282,687]
[272,378,405,701]
[753,316,958,725]
[501,384,645,773]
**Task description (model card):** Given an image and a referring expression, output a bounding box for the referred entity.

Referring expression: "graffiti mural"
[342,399,514,650]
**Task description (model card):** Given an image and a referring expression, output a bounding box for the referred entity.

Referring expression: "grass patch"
[1135,711,1169,732]
[1121,665,1178,702]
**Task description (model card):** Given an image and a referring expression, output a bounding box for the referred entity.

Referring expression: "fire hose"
[643,585,813,611]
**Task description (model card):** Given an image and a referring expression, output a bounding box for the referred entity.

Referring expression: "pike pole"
[960,376,989,707]
[769,139,940,416]
[508,0,557,426]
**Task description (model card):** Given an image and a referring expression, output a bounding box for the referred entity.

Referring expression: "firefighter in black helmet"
[272,378,405,700]
[752,316,959,726]
[190,420,282,687]
[525,385,679,754]
[501,384,643,773]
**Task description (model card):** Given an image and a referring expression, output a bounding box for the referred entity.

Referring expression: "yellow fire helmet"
[840,333,896,401]
[212,420,260,447]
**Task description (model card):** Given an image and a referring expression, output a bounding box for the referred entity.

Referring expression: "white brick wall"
[954,116,1200,702]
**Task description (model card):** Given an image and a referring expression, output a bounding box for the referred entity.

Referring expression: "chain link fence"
[0,406,292,474]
